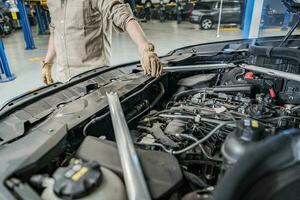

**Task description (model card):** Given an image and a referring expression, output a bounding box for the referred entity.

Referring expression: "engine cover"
[76,136,183,200]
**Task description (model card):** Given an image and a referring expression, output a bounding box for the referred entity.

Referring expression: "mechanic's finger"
[46,74,52,85]
[155,59,160,77]
[43,75,47,85]
[157,60,162,77]
[150,56,157,77]
[157,59,163,76]
[46,76,49,85]
[147,57,152,75]
[42,72,47,84]
[49,78,54,84]
[159,61,163,75]
[142,63,148,75]
[150,54,158,77]
[144,57,151,75]
[48,73,54,84]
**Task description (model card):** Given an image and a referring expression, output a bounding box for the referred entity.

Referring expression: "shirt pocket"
[47,0,61,27]
[83,0,102,28]
[66,0,87,29]
[83,0,102,57]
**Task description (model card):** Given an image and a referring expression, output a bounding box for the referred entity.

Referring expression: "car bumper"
[189,15,200,24]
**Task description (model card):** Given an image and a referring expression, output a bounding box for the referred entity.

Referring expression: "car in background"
[139,0,170,7]
[190,0,243,30]
[138,0,186,7]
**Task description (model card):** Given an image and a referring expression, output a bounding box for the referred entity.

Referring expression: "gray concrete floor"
[0,21,290,106]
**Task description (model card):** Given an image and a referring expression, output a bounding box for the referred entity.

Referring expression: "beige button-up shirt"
[47,0,135,82]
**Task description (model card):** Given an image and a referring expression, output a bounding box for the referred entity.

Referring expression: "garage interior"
[1,1,300,200]
[0,0,297,105]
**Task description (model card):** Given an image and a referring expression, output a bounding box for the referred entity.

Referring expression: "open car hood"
[1,35,300,200]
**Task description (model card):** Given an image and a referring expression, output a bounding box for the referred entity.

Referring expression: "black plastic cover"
[249,45,300,74]
[279,80,300,104]
[222,119,265,166]
[215,129,300,200]
[248,45,300,104]
[76,136,183,200]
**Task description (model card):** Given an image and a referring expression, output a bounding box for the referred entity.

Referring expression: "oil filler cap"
[238,119,264,142]
[53,159,102,199]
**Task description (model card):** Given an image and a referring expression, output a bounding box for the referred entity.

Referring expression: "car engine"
[3,34,300,199]
[20,64,300,200]
[130,68,300,199]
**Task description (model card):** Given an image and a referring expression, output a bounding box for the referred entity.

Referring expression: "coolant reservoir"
[42,159,126,200]
[221,119,264,167]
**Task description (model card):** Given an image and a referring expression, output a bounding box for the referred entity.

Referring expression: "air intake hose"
[214,129,300,200]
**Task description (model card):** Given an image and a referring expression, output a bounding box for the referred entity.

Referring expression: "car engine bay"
[2,37,300,200]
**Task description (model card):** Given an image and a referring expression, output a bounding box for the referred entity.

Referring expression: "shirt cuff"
[113,3,136,32]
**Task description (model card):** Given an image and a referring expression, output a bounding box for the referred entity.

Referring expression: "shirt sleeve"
[98,0,136,32]
[47,1,55,35]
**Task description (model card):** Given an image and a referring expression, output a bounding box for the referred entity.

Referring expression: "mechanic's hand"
[139,43,163,77]
[42,61,54,85]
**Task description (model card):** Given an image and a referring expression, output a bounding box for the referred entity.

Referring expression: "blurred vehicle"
[139,0,170,7]
[0,8,12,35]
[138,0,186,7]
[190,0,242,30]
[180,1,195,20]
[261,5,285,28]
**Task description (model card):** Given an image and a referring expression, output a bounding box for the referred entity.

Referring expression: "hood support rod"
[107,92,151,200]
[163,63,235,72]
[241,64,300,82]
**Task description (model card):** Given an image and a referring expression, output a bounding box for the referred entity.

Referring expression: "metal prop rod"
[107,92,151,200]
[163,63,235,72]
[279,18,300,47]
[241,64,300,82]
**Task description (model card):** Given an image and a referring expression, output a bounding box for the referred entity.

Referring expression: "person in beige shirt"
[42,0,163,85]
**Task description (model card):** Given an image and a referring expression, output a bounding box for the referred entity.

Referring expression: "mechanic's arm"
[42,33,56,85]
[45,34,56,64]
[126,20,163,76]
[101,0,162,77]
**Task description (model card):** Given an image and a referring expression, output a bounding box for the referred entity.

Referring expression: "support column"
[0,39,16,83]
[282,11,292,30]
[176,0,182,24]
[243,0,264,39]
[35,4,46,35]
[45,9,51,27]
[17,0,36,49]
[41,8,49,31]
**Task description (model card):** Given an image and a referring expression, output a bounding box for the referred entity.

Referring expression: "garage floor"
[0,20,290,106]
